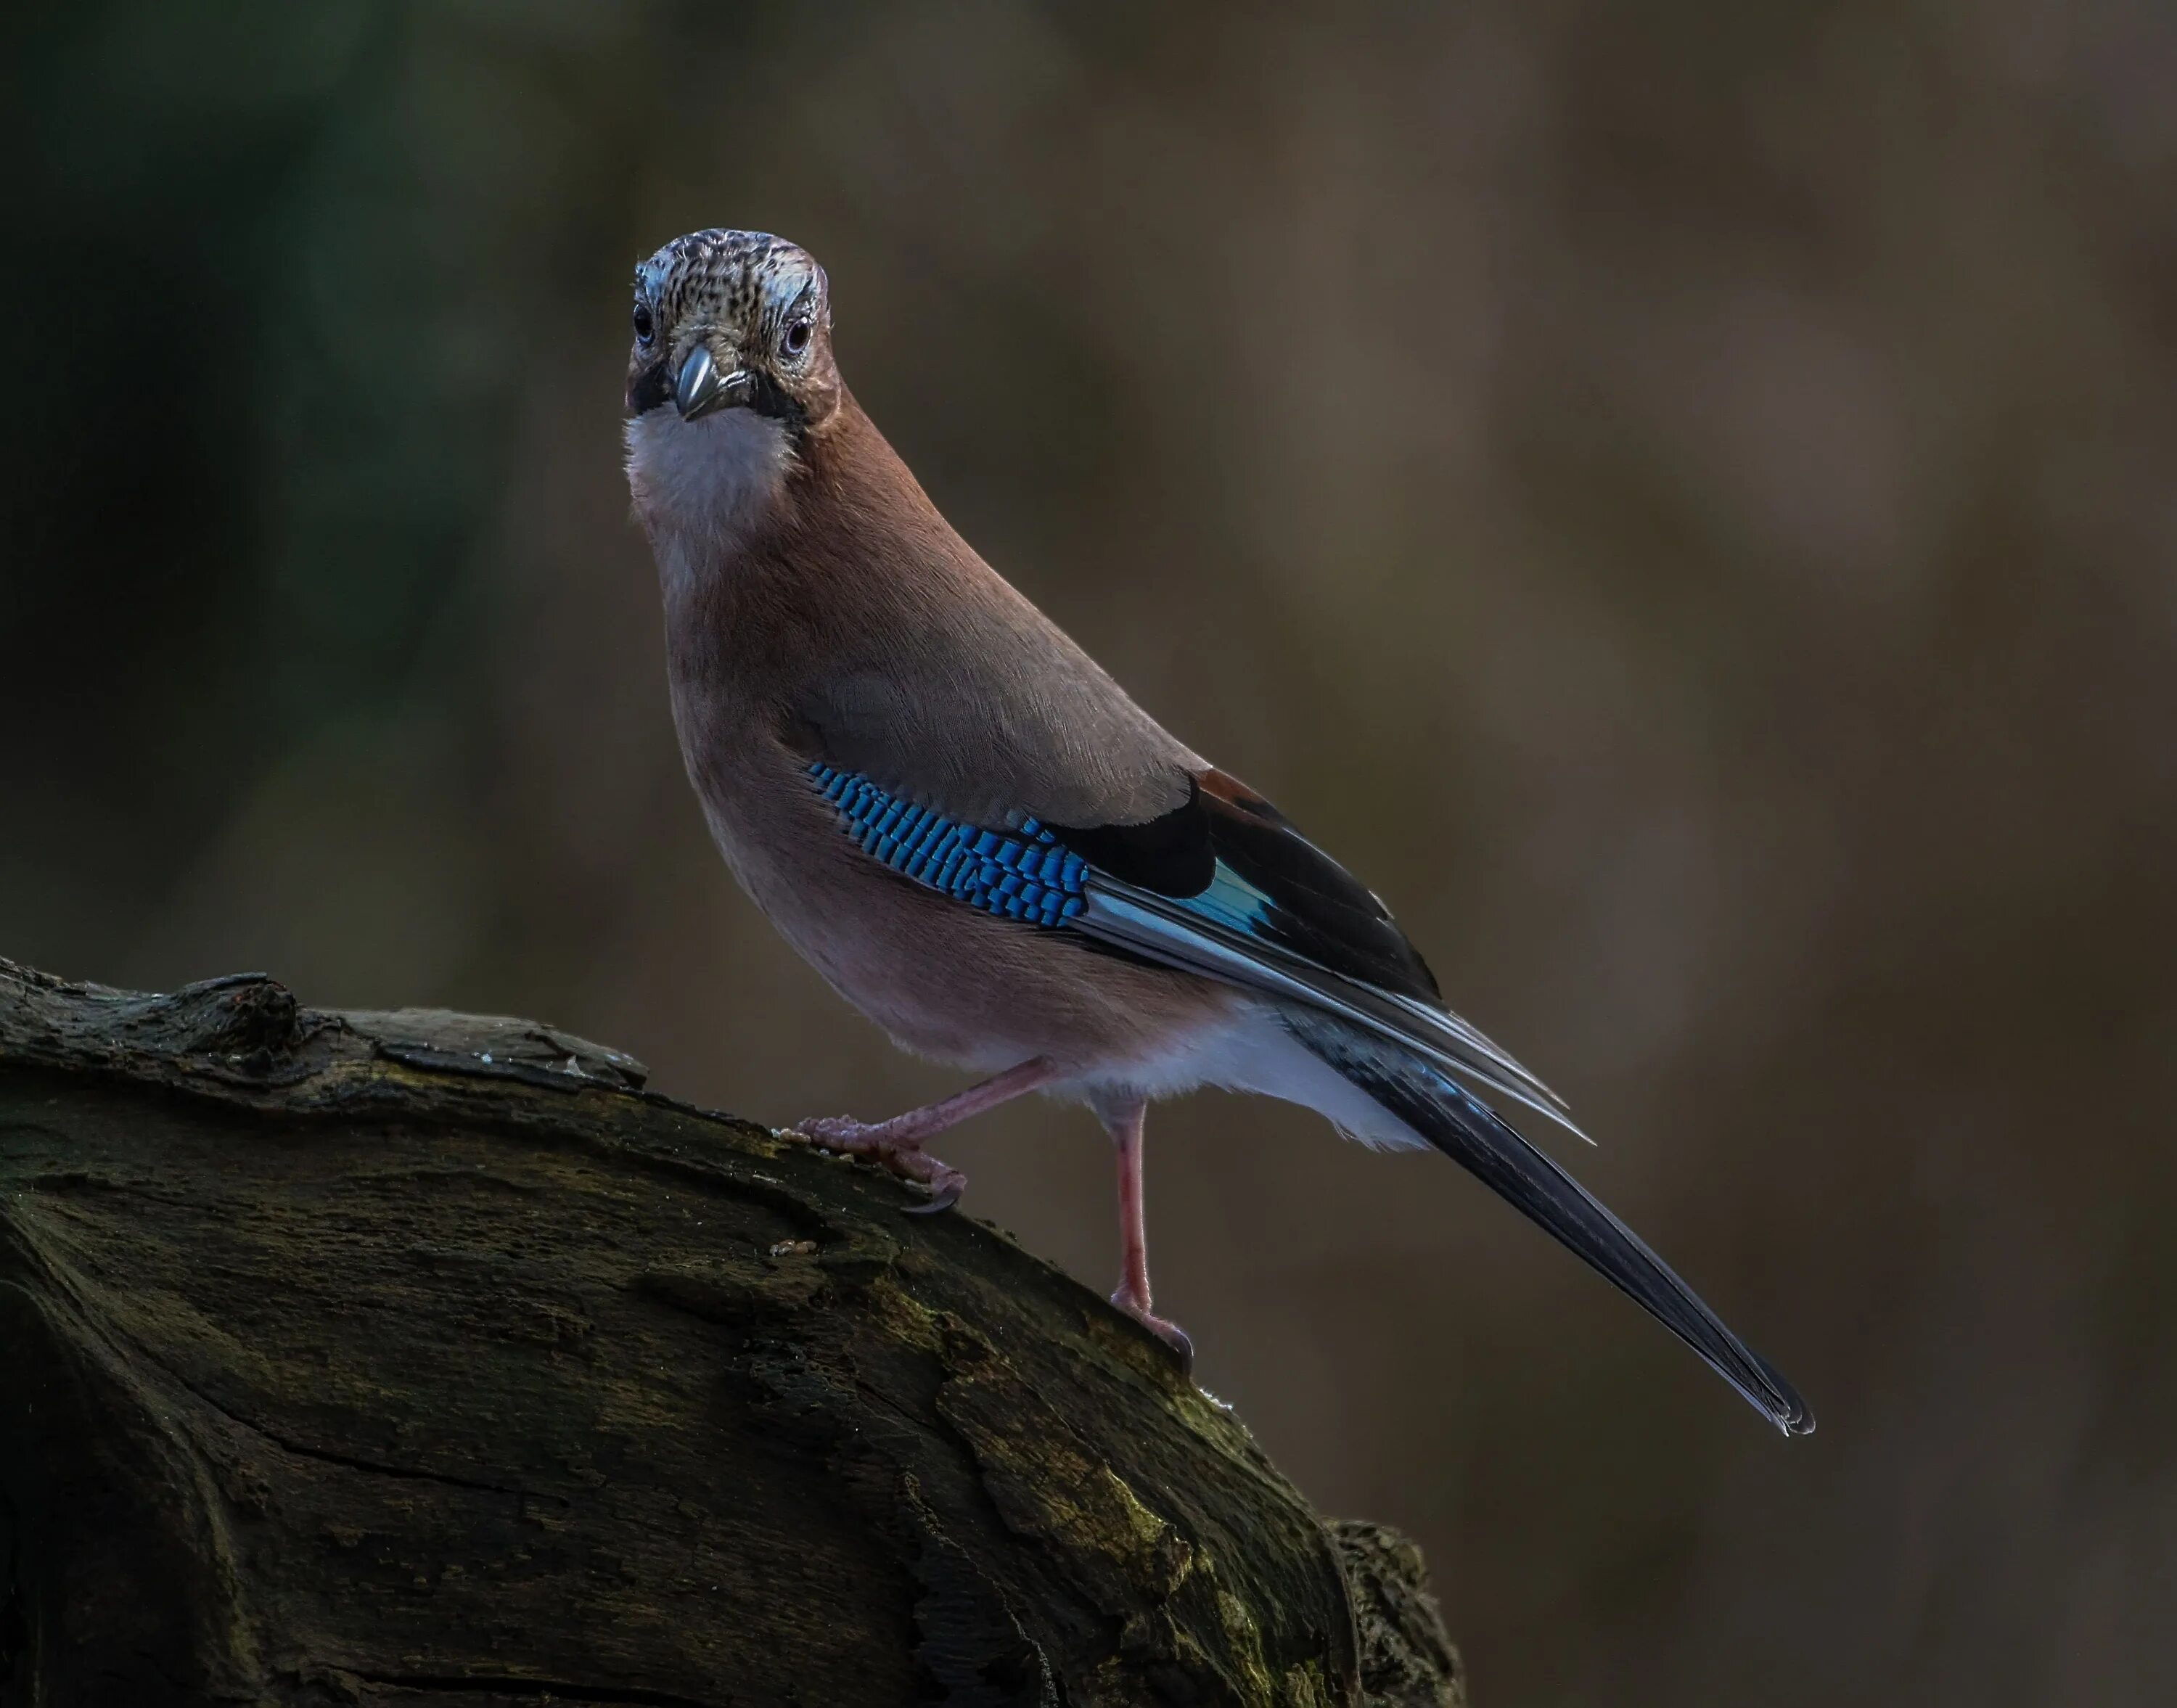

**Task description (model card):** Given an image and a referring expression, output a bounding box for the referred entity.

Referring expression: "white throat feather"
[624,408,792,592]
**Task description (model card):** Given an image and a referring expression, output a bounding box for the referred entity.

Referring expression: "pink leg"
[1104,1098,1194,1368]
[795,1057,1059,1213]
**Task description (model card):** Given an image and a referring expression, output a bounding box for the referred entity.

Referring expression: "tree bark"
[0,958,1464,1708]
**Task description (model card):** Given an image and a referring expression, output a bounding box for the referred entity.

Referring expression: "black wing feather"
[1050,768,1575,1126]
[1049,769,1441,1003]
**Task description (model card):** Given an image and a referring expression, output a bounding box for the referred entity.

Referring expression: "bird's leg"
[793,1056,1059,1214]
[1103,1097,1194,1369]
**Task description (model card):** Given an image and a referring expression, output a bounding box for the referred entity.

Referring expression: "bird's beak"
[675,346,753,421]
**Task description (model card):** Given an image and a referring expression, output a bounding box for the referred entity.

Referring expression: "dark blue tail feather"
[1284,1009,1813,1437]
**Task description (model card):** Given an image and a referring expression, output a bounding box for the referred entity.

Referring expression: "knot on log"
[0,958,1464,1707]
[154,972,307,1062]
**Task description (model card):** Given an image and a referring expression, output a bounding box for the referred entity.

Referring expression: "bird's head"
[623,228,841,435]
[623,229,843,551]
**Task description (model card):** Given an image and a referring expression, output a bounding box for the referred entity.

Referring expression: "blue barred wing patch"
[808,763,1089,927]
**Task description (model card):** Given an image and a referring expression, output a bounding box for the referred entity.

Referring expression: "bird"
[620,226,1813,1437]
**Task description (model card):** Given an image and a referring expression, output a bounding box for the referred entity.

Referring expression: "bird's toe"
[790,1114,875,1150]
[793,1117,966,1210]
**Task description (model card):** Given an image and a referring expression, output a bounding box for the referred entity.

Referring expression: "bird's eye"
[782,318,811,358]
[633,301,655,345]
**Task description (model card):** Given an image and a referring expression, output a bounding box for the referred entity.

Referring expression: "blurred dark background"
[6,2,2175,1701]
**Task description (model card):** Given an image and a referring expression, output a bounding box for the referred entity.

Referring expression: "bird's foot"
[1110,1287,1195,1373]
[791,1114,968,1215]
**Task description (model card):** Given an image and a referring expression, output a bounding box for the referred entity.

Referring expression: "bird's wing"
[784,541,1565,1125]
[800,750,1578,1138]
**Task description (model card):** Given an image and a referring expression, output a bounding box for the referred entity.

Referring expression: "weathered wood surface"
[0,958,1464,1707]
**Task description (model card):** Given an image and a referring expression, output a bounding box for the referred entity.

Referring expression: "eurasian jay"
[621,229,1811,1435]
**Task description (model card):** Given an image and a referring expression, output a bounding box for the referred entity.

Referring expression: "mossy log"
[0,958,1464,1707]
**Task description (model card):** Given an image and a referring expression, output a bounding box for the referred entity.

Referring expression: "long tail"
[1282,1008,1813,1436]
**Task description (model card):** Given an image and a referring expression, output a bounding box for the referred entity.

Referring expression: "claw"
[1111,1291,1194,1374]
[903,1179,962,1216]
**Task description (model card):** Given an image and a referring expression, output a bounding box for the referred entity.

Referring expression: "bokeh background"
[7,2,2176,1701]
